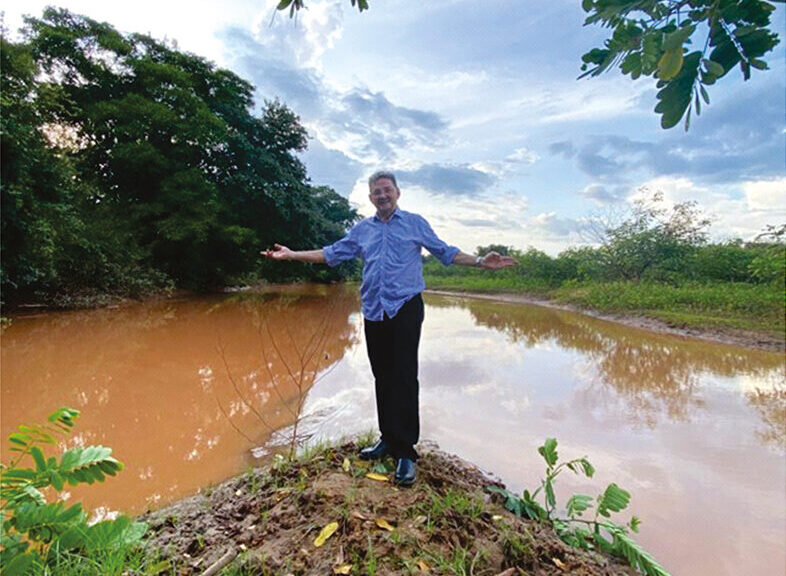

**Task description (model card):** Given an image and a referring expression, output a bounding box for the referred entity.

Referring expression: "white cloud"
[742,178,786,211]
[252,0,344,70]
[631,176,786,242]
[505,147,540,165]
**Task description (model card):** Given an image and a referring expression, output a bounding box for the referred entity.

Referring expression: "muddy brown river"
[1,284,784,576]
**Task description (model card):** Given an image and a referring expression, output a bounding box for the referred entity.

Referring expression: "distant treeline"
[1,8,358,307]
[426,194,785,288]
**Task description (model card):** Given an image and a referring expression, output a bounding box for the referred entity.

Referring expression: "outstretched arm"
[453,250,516,270]
[261,244,326,264]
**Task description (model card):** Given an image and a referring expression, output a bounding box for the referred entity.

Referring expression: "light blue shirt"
[323,208,459,321]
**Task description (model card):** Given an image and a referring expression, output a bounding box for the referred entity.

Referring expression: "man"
[262,170,515,485]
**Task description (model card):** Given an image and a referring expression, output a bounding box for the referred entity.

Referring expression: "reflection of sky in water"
[302,294,785,576]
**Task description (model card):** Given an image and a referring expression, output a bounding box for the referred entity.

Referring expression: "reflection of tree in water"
[216,285,361,453]
[745,376,786,448]
[429,297,784,429]
[0,284,362,514]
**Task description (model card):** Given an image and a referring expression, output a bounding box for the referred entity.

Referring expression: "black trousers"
[363,293,424,461]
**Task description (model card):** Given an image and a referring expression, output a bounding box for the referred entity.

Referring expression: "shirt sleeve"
[322,224,362,267]
[417,215,459,266]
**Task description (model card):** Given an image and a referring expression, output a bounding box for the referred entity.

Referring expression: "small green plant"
[0,408,146,575]
[364,535,378,576]
[489,438,670,576]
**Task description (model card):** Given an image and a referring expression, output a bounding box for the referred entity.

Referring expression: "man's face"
[369,178,401,214]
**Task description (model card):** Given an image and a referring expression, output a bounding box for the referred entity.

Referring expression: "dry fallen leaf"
[351,510,368,521]
[375,518,395,531]
[342,457,351,472]
[314,521,339,547]
[333,564,352,574]
[365,472,388,482]
[492,514,503,521]
[417,559,431,572]
[552,557,566,570]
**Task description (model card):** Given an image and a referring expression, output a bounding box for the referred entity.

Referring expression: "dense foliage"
[0,408,146,576]
[427,195,785,288]
[1,8,358,307]
[579,0,782,129]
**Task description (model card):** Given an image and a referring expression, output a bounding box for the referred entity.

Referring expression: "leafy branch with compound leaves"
[488,438,671,576]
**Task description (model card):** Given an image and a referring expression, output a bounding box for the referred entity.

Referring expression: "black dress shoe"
[359,440,390,461]
[394,458,416,486]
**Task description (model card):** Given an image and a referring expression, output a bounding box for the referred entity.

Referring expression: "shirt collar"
[373,206,401,222]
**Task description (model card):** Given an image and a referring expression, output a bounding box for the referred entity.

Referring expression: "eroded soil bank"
[141,441,639,576]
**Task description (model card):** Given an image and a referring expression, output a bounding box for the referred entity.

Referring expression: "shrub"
[0,408,146,575]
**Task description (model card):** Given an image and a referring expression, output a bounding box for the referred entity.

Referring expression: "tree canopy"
[277,0,782,130]
[1,8,358,306]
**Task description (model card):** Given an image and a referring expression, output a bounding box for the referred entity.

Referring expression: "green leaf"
[59,445,123,485]
[2,552,36,576]
[1,469,36,482]
[579,458,595,478]
[655,51,701,129]
[55,525,87,550]
[629,516,641,533]
[48,408,79,428]
[699,84,710,104]
[662,24,694,52]
[597,483,631,517]
[21,486,46,506]
[657,49,683,80]
[122,521,148,545]
[544,479,556,509]
[581,0,593,12]
[277,0,293,9]
[488,486,525,517]
[566,494,593,518]
[610,527,671,576]
[703,59,724,76]
[30,447,46,473]
[9,434,31,447]
[538,438,558,467]
[50,471,64,491]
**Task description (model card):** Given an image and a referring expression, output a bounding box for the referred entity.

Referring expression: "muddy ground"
[141,441,640,576]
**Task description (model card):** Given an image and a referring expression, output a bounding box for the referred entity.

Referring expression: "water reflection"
[438,297,784,431]
[0,284,359,513]
[2,287,783,576]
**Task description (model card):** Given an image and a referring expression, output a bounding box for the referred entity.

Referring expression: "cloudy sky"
[5,0,785,254]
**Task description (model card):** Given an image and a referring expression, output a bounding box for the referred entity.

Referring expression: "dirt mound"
[142,441,637,575]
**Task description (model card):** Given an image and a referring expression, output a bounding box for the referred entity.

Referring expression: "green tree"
[593,191,710,281]
[2,8,358,304]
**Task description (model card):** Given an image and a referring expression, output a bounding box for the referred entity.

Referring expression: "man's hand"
[261,243,294,261]
[479,251,516,270]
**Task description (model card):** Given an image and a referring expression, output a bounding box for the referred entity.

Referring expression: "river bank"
[140,440,643,576]
[424,286,785,352]
[5,280,783,352]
